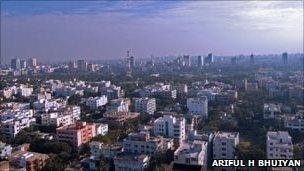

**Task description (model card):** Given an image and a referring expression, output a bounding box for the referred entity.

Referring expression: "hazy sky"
[1,1,303,64]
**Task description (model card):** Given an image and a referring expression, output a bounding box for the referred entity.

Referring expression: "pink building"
[56,122,97,147]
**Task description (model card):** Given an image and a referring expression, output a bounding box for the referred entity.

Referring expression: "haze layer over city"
[0,1,303,171]
[1,1,303,64]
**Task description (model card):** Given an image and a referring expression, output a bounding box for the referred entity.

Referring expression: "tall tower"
[77,59,88,71]
[130,56,135,68]
[208,53,214,63]
[250,53,254,64]
[197,56,203,67]
[20,59,27,69]
[282,52,288,64]
[183,55,190,67]
[28,57,37,68]
[11,58,21,70]
[125,50,131,69]
[205,53,214,64]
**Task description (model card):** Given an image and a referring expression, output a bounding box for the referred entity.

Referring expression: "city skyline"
[1,1,303,64]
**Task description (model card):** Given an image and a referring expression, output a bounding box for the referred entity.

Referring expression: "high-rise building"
[250,53,254,64]
[282,52,288,64]
[11,58,21,70]
[183,55,191,67]
[130,56,135,69]
[68,61,77,70]
[154,115,186,144]
[187,97,208,118]
[197,56,204,67]
[20,59,27,69]
[205,53,214,64]
[133,97,156,115]
[28,58,37,68]
[231,57,237,65]
[77,60,88,71]
[88,63,96,72]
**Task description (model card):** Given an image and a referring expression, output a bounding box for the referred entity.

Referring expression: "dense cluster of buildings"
[0,53,303,171]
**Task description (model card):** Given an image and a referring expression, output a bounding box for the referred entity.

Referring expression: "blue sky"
[1,1,303,63]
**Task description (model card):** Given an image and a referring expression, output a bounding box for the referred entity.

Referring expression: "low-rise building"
[187,97,208,117]
[266,131,293,159]
[123,131,173,155]
[1,117,36,138]
[99,85,124,100]
[9,149,49,171]
[106,98,130,113]
[87,141,123,170]
[0,142,12,159]
[264,103,282,119]
[174,140,208,167]
[114,154,150,171]
[17,85,33,97]
[85,96,108,110]
[95,123,108,136]
[40,106,81,127]
[285,110,304,131]
[90,141,123,159]
[103,111,139,126]
[213,132,239,159]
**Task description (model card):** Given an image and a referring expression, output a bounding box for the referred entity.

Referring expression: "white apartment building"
[68,105,81,121]
[95,123,108,136]
[267,131,293,159]
[0,141,12,159]
[114,154,150,171]
[285,111,304,131]
[17,85,33,97]
[41,112,74,127]
[90,141,123,159]
[40,105,81,127]
[85,96,108,110]
[187,97,208,117]
[123,131,173,155]
[263,103,282,119]
[154,115,186,144]
[134,97,156,115]
[213,132,239,159]
[174,140,208,167]
[33,99,67,112]
[2,117,36,138]
[0,109,33,122]
[106,98,130,113]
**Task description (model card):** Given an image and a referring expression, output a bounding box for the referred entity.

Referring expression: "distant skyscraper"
[20,59,27,69]
[183,55,191,67]
[68,61,77,70]
[77,60,88,71]
[28,58,37,68]
[231,57,237,65]
[88,63,96,72]
[205,53,214,64]
[130,56,135,69]
[250,53,254,64]
[197,56,204,67]
[124,50,133,70]
[282,52,288,64]
[11,58,21,70]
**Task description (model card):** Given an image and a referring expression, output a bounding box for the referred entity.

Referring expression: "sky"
[1,1,303,64]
